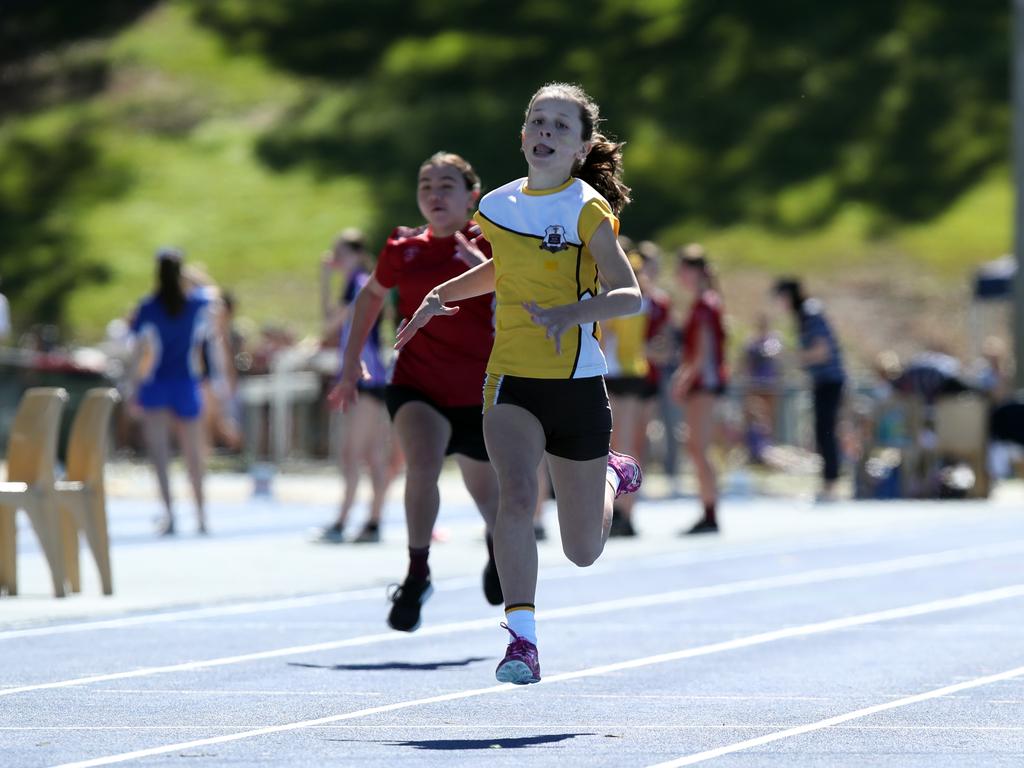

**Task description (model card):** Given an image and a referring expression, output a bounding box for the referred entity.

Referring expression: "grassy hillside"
[0,1,1012,358]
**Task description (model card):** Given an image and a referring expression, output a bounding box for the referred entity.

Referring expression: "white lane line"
[646,664,1024,767]
[45,584,1024,768]
[0,529,900,641]
[5,540,1023,698]
[7,724,1024,732]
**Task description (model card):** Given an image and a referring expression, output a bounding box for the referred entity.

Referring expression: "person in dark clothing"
[773,278,846,502]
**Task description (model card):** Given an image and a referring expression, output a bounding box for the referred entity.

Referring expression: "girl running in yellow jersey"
[396,82,643,683]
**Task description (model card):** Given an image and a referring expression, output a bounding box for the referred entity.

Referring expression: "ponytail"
[525,82,631,214]
[155,248,186,316]
[575,132,631,215]
[772,277,806,325]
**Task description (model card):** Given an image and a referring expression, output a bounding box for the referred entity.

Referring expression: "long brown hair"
[524,83,631,214]
[155,247,186,316]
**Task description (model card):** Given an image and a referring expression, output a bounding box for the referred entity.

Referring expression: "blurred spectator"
[894,346,970,404]
[971,336,1011,404]
[316,229,397,544]
[773,277,846,502]
[0,276,10,345]
[180,263,240,453]
[602,240,670,537]
[321,229,367,347]
[127,247,228,536]
[673,244,728,534]
[741,313,782,463]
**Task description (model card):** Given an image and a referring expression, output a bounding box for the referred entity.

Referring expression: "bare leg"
[455,455,499,533]
[483,405,545,606]
[534,457,550,533]
[364,399,393,526]
[547,452,615,567]
[176,417,207,532]
[335,397,383,529]
[141,409,174,529]
[687,393,718,507]
[393,402,450,549]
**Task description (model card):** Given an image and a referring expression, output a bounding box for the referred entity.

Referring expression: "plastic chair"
[0,387,69,597]
[56,388,120,595]
[934,393,991,499]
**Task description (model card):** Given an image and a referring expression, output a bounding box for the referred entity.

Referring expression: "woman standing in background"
[673,244,727,534]
[773,277,846,502]
[129,247,226,536]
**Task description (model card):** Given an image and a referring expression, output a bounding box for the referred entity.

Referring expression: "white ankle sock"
[505,605,537,644]
[606,464,619,492]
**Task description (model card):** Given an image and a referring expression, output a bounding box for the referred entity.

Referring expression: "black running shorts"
[385,385,488,461]
[482,374,612,461]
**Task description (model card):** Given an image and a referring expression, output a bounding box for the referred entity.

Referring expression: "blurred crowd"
[0,232,1021,539]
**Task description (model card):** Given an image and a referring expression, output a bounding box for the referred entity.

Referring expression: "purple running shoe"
[607,449,643,498]
[495,623,541,684]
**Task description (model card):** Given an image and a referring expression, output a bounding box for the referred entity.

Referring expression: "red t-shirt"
[645,289,672,388]
[374,222,494,407]
[682,291,727,391]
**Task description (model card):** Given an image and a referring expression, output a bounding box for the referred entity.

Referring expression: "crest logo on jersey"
[539,225,568,253]
[402,247,419,262]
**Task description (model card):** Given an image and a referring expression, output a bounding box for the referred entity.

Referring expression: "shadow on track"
[288,657,489,672]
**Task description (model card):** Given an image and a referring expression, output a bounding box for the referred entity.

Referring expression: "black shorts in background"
[606,375,658,400]
[385,384,488,461]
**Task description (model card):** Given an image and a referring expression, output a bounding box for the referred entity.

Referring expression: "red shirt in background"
[374,222,494,407]
[644,289,672,389]
[682,290,727,391]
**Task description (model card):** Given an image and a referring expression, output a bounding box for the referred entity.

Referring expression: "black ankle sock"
[703,503,717,525]
[408,546,430,581]
[485,533,495,563]
[363,521,379,532]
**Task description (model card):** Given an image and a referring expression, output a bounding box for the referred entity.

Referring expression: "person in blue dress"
[129,247,225,535]
[774,277,847,502]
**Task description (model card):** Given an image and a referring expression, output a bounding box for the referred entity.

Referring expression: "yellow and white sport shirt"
[474,177,618,379]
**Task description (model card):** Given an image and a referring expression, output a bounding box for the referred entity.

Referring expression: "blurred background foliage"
[0,0,1011,340]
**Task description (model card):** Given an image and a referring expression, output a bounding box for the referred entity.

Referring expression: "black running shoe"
[482,558,503,606]
[387,576,433,632]
[352,523,380,543]
[608,509,637,538]
[681,518,719,536]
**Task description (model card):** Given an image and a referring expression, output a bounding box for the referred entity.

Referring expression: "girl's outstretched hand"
[453,231,487,267]
[395,289,459,350]
[523,300,577,355]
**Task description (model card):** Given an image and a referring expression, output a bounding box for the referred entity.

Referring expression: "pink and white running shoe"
[495,624,541,684]
[607,449,643,498]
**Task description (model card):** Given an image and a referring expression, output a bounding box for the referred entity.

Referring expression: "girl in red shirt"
[672,244,727,535]
[330,152,502,632]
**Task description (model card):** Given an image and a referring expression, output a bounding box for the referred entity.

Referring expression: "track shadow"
[327,734,594,750]
[288,657,488,672]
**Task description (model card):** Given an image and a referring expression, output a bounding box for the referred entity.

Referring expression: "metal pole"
[1014,0,1024,391]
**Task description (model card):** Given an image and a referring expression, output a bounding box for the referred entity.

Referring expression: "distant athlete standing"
[330,152,503,632]
[129,248,226,536]
[397,83,643,684]
[673,245,728,534]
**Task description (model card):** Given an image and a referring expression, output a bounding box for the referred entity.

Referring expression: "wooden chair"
[0,387,69,597]
[56,388,120,595]
[934,393,991,499]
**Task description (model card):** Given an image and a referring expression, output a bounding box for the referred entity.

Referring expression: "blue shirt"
[800,299,845,383]
[339,267,388,386]
[131,293,211,383]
